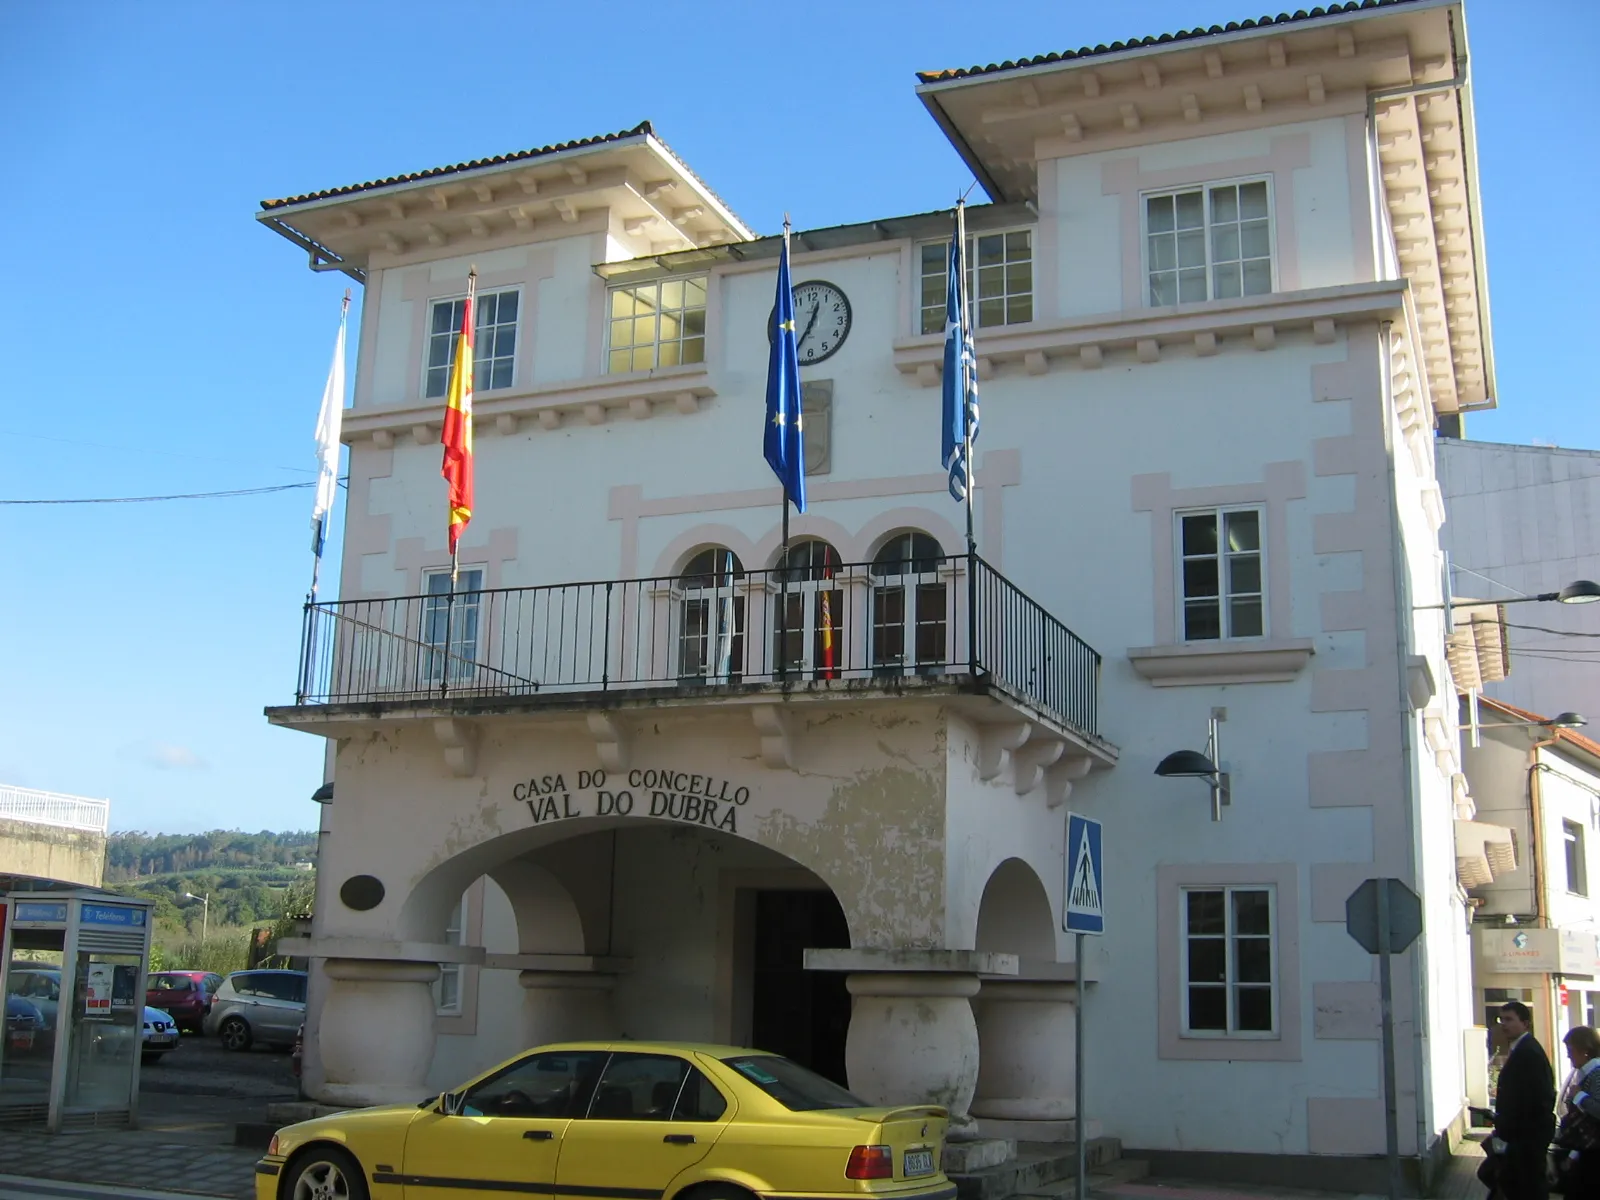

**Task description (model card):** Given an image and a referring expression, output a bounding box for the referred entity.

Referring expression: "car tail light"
[846,1145,893,1179]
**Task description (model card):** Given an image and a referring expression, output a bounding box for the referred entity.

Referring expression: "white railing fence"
[0,786,111,834]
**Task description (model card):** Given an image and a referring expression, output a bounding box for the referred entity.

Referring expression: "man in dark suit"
[1492,1001,1557,1200]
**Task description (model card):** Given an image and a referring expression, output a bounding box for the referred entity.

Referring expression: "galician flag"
[309,293,350,581]
[941,208,980,501]
[440,272,476,556]
[764,224,806,512]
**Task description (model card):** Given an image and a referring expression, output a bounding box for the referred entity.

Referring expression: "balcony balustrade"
[291,553,1101,740]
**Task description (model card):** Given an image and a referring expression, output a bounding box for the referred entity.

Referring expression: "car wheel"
[219,1016,252,1052]
[286,1145,368,1200]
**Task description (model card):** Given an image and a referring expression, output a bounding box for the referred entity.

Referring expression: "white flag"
[310,301,349,577]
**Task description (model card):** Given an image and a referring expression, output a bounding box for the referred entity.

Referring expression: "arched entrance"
[313,816,854,1102]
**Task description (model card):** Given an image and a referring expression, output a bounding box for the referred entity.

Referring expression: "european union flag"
[764,232,806,513]
[941,229,979,501]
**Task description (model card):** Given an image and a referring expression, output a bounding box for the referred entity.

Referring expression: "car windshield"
[721,1055,866,1111]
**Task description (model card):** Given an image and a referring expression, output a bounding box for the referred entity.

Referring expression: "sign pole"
[1076,929,1087,1200]
[1377,881,1401,1200]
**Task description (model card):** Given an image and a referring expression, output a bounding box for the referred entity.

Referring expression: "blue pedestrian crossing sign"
[1064,813,1104,935]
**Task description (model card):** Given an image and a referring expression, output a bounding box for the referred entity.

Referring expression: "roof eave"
[641,132,754,241]
[916,91,1009,204]
[912,0,1456,91]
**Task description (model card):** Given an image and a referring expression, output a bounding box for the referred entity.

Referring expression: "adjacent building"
[264,0,1498,1186]
[0,786,109,893]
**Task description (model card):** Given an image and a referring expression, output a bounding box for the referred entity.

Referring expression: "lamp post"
[184,892,210,941]
[1155,707,1232,822]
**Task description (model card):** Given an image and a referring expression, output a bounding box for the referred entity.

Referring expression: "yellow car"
[257,1041,952,1200]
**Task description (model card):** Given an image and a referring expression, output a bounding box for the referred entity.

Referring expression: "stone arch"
[974,857,1057,962]
[858,507,963,565]
[650,524,760,579]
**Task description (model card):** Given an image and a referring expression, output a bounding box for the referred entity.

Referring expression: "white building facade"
[264,0,1496,1186]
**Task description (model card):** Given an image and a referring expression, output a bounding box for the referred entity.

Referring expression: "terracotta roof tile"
[261,121,656,211]
[1479,696,1600,762]
[916,0,1419,84]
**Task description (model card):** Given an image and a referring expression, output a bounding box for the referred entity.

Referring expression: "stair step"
[1014,1158,1152,1199]
[951,1138,1124,1200]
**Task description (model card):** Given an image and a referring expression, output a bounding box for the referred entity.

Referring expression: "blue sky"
[1,0,1594,835]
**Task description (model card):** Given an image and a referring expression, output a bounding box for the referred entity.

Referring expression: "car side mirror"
[437,1091,465,1116]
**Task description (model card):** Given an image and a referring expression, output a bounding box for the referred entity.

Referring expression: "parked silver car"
[202,969,307,1051]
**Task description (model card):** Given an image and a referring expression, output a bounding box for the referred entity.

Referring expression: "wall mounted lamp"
[1155,707,1231,822]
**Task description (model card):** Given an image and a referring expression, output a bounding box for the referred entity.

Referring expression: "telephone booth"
[0,890,155,1130]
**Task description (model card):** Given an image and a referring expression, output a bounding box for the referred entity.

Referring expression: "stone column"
[317,958,440,1106]
[970,980,1079,1137]
[845,972,984,1138]
[518,970,620,1045]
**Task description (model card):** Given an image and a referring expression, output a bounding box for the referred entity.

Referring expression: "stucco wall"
[0,818,105,888]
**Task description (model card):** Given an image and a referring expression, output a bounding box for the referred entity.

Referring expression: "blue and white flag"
[940,219,979,501]
[764,228,806,512]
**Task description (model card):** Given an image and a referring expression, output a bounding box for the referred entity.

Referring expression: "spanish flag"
[440,272,476,556]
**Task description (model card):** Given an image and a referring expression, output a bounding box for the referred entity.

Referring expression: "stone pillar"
[845,972,983,1139]
[518,970,620,1045]
[318,958,440,1106]
[971,980,1079,1137]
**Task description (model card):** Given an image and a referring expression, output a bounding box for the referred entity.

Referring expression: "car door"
[401,1049,607,1199]
[554,1053,730,1196]
[254,974,299,1039]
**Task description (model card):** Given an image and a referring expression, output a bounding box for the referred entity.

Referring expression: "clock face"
[776,280,852,365]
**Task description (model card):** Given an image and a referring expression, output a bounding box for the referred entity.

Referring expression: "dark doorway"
[749,889,851,1086]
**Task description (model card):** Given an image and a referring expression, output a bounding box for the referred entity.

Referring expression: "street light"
[1418,579,1600,610]
[1155,707,1232,823]
[183,892,210,941]
[1466,712,1588,731]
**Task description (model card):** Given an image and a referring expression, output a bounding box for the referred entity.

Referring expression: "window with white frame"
[607,276,707,373]
[1178,508,1263,641]
[1145,180,1272,306]
[1181,885,1276,1036]
[425,289,520,399]
[435,893,466,1015]
[919,230,1033,335]
[421,567,484,684]
[1565,820,1588,896]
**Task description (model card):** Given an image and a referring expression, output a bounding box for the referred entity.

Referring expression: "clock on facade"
[770,279,852,365]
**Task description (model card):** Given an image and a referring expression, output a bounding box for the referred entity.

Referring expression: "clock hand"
[799,303,822,346]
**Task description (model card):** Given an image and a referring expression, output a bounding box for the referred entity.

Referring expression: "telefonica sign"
[1477,927,1600,975]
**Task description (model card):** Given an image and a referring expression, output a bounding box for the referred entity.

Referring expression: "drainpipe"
[1529,734,1558,1043]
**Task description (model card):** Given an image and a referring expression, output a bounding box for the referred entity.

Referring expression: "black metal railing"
[294,554,1100,736]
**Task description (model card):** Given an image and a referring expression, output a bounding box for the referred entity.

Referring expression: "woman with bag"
[1553,1026,1600,1197]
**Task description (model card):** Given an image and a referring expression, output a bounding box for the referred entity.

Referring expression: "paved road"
[0,1174,234,1199]
[142,1031,298,1103]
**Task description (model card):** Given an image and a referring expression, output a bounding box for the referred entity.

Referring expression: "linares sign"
[512,769,753,834]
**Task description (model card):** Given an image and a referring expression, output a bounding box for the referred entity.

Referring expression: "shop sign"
[80,904,147,929]
[510,769,754,835]
[1479,927,1561,973]
[1560,930,1600,978]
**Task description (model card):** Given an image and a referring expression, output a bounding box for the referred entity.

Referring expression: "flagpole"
[777,217,793,681]
[441,268,477,696]
[308,290,352,604]
[957,200,976,561]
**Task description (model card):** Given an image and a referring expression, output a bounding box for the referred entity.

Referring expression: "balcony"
[272,553,1112,772]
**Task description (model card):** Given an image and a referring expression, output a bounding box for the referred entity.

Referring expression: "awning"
[1456,819,1517,889]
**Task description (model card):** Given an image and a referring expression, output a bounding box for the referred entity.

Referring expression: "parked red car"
[145,971,224,1033]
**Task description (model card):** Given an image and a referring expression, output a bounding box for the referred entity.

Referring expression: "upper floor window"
[1566,820,1588,896]
[1178,508,1262,641]
[422,566,484,684]
[870,532,948,674]
[426,289,519,399]
[679,548,744,684]
[608,276,707,373]
[775,539,843,680]
[1145,180,1272,307]
[1181,885,1276,1037]
[919,230,1033,335]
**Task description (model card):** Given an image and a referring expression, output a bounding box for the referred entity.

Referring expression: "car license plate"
[8,1032,33,1052]
[904,1149,935,1177]
[149,1035,176,1047]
